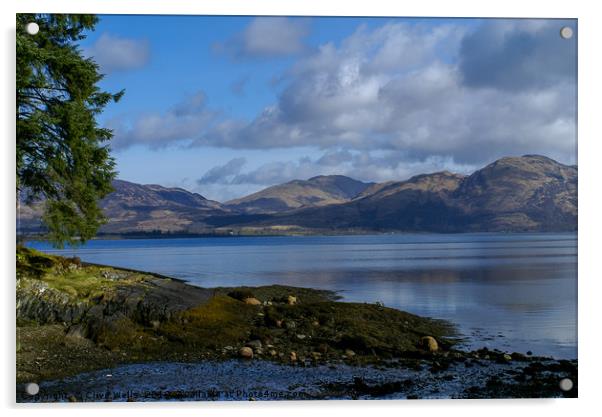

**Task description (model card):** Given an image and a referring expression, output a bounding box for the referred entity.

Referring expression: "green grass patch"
[40,268,144,301]
[17,245,146,301]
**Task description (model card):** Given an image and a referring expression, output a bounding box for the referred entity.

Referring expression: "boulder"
[243,297,261,306]
[239,346,253,359]
[421,336,439,352]
[287,295,297,305]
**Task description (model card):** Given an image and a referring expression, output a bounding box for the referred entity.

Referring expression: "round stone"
[239,346,253,359]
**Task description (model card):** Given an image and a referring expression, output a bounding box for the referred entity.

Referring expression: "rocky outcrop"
[17,278,88,324]
[17,267,214,343]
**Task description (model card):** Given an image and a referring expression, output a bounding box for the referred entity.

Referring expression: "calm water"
[28,233,577,359]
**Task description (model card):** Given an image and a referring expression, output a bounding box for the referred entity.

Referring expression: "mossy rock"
[262,301,457,355]
[217,285,338,304]
[156,295,257,349]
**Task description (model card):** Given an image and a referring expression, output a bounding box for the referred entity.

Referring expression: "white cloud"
[85,33,150,73]
[196,149,477,190]
[215,17,309,58]
[195,20,576,166]
[108,91,217,150]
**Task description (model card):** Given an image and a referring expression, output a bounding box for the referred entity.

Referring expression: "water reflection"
[28,233,577,358]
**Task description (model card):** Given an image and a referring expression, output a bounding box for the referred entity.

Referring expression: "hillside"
[18,180,232,235]
[452,155,577,230]
[225,175,373,214]
[98,180,231,234]
[232,155,577,232]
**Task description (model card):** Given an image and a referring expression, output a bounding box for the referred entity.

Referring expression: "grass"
[17,246,146,301]
[16,246,57,278]
[41,268,135,300]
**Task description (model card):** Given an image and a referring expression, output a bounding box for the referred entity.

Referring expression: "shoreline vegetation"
[16,246,577,400]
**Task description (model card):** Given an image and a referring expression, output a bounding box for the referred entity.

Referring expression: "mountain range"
[17,155,577,236]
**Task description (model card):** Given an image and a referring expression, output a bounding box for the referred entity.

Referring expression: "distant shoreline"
[18,228,578,244]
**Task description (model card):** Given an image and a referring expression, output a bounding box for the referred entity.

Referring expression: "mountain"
[18,180,232,235]
[98,180,230,234]
[243,171,468,231]
[17,155,577,236]
[228,155,577,232]
[225,175,373,214]
[452,155,577,231]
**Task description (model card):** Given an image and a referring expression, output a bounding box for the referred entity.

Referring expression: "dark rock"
[246,340,262,350]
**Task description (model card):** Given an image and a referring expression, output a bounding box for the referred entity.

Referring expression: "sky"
[79,15,577,202]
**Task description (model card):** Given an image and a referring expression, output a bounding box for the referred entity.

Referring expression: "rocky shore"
[16,247,577,400]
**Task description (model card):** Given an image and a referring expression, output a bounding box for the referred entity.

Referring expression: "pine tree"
[17,14,123,247]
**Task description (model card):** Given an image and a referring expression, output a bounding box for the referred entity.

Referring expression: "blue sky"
[79,16,577,202]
